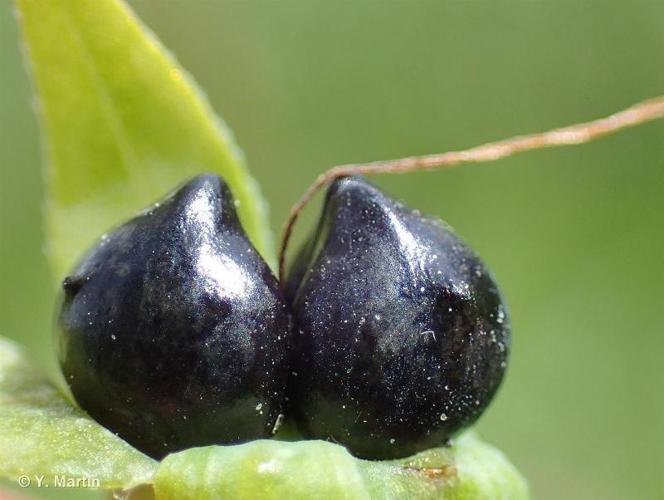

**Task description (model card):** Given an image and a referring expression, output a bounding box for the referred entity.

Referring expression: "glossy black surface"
[286,176,510,459]
[58,175,291,459]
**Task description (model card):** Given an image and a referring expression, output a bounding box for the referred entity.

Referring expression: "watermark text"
[17,474,101,488]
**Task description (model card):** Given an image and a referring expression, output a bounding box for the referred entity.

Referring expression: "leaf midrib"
[60,6,137,180]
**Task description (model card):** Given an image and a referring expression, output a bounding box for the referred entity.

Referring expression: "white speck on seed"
[271,414,285,435]
[420,330,436,342]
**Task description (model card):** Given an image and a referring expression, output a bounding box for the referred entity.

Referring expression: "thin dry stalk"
[278,96,664,282]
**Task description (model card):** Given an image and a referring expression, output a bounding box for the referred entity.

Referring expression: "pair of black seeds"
[58,175,510,460]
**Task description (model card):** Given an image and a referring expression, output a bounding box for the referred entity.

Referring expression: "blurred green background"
[1,1,663,499]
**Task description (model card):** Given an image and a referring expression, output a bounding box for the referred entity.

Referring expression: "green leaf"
[154,435,529,500]
[360,432,530,500]
[0,336,157,489]
[16,0,274,281]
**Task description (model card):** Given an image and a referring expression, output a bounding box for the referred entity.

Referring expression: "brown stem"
[278,95,664,283]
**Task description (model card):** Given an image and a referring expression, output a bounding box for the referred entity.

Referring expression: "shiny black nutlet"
[58,175,291,459]
[286,176,510,459]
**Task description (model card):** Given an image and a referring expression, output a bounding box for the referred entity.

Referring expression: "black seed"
[286,176,510,459]
[58,174,291,459]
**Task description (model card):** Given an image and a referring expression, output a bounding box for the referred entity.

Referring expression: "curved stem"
[278,95,664,283]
